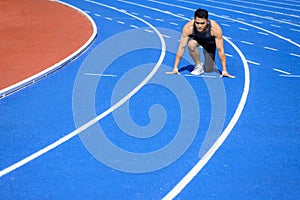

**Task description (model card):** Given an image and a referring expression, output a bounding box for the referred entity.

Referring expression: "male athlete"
[166,8,234,78]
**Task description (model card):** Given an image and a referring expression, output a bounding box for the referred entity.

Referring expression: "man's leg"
[188,39,204,75]
[188,39,201,65]
[203,44,217,73]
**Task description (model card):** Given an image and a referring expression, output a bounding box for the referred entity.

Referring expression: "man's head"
[194,8,208,19]
[194,8,209,32]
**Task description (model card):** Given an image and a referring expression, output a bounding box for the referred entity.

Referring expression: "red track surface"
[0,0,93,90]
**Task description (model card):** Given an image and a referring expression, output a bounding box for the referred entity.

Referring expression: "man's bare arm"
[166,20,193,74]
[212,21,235,78]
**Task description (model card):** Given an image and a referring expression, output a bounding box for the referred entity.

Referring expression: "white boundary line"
[279,74,300,78]
[163,37,249,200]
[149,0,300,48]
[177,0,300,28]
[85,73,117,77]
[290,53,300,58]
[0,0,166,178]
[247,60,261,65]
[273,68,291,75]
[0,0,97,99]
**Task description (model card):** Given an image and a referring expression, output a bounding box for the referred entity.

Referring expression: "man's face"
[194,17,208,32]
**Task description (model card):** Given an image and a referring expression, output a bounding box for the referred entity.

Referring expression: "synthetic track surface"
[1,0,299,199]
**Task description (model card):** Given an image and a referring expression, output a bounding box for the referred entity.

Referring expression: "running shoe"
[191,63,204,75]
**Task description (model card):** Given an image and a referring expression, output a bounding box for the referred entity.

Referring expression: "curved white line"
[163,37,249,199]
[177,0,300,28]
[216,16,300,48]
[0,0,98,99]
[148,0,300,47]
[232,0,300,12]
[0,1,166,177]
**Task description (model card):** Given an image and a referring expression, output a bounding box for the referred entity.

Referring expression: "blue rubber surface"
[1,0,300,199]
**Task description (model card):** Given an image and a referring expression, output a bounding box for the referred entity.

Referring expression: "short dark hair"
[194,8,208,19]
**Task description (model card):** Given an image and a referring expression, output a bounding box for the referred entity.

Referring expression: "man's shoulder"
[182,20,194,36]
[210,20,222,37]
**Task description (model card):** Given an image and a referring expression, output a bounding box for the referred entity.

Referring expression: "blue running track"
[1,0,300,199]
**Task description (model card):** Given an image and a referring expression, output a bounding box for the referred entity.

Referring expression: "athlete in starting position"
[166,8,235,78]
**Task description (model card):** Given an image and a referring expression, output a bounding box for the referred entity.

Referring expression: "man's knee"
[188,40,198,52]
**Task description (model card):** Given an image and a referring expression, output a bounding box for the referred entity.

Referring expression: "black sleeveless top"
[189,20,216,48]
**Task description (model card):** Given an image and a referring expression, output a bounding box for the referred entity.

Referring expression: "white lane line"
[229,0,299,15]
[238,27,249,31]
[290,53,300,58]
[241,41,254,45]
[162,34,170,38]
[156,18,164,22]
[117,20,125,24]
[221,15,231,18]
[225,53,233,57]
[257,31,269,36]
[94,13,101,17]
[177,0,300,28]
[105,17,113,21]
[144,29,154,33]
[170,22,179,26]
[279,74,300,78]
[290,28,300,32]
[273,68,291,75]
[265,16,274,20]
[164,36,250,200]
[144,15,151,18]
[247,60,260,65]
[85,73,117,77]
[213,14,300,49]
[264,46,278,51]
[252,21,263,24]
[163,10,172,14]
[205,0,299,17]
[249,13,258,17]
[289,14,300,17]
[126,0,300,54]
[0,0,166,178]
[261,0,300,10]
[130,24,139,28]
